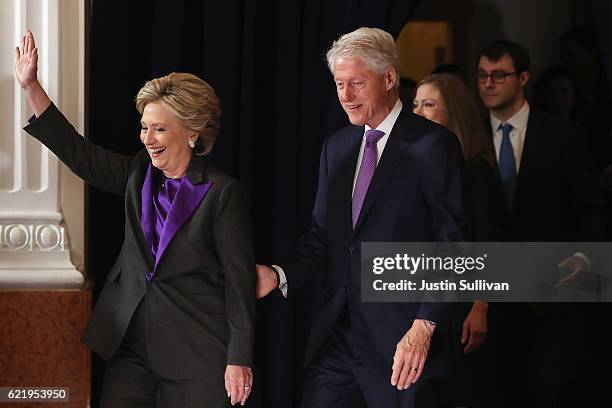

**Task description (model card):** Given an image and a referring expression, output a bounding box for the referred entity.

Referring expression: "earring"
[189,139,196,148]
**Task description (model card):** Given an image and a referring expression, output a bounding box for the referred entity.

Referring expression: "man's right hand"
[256,264,278,299]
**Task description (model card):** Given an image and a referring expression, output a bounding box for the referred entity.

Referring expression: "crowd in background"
[401,26,612,193]
[398,26,611,408]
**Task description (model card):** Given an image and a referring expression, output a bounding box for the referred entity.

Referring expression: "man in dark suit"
[257,27,468,407]
[476,40,607,407]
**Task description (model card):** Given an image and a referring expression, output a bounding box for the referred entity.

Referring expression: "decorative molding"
[35,224,63,251]
[0,220,82,290]
[2,224,31,250]
[0,222,66,251]
[0,0,84,290]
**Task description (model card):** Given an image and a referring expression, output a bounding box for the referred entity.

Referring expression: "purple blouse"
[150,176,182,258]
[141,164,213,282]
[144,176,182,281]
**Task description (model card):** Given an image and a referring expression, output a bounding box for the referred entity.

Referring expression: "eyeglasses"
[474,70,518,84]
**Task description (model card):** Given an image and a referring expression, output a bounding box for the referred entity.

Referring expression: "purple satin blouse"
[150,176,182,258]
[140,163,213,282]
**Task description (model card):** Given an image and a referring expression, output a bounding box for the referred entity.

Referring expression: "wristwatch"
[270,265,287,291]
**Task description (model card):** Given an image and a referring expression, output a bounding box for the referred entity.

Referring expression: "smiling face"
[412,83,448,126]
[333,58,397,129]
[140,101,195,178]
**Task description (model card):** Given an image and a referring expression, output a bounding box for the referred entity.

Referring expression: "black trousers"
[300,306,440,408]
[99,299,230,408]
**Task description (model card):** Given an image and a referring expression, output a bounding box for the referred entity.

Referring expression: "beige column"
[0,0,85,290]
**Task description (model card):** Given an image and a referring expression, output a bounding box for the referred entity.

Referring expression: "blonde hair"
[326,27,400,88]
[135,72,221,155]
[417,74,495,167]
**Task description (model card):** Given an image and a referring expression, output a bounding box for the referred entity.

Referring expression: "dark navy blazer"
[284,107,469,381]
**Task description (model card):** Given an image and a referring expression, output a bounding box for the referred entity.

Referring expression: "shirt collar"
[364,98,403,137]
[490,100,530,133]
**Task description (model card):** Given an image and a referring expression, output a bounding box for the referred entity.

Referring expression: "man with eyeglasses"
[476,40,606,407]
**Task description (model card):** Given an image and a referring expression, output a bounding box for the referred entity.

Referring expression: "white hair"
[326,27,400,87]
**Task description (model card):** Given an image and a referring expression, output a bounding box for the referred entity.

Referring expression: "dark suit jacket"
[485,108,607,242]
[485,109,607,321]
[450,155,505,325]
[24,104,256,380]
[482,110,608,405]
[283,107,468,382]
[464,155,506,242]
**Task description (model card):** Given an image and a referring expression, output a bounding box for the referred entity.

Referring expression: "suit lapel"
[153,156,213,271]
[336,129,364,235]
[352,111,414,234]
[128,154,155,269]
[141,164,155,256]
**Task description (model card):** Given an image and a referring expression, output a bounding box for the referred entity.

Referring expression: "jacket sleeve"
[214,180,256,367]
[417,129,469,324]
[23,103,134,196]
[281,136,331,296]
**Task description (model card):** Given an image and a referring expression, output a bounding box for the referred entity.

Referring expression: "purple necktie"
[352,129,385,228]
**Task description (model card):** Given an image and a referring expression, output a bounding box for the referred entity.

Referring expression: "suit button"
[348,244,355,253]
[344,286,349,293]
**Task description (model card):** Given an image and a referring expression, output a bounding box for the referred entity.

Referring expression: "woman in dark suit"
[16,30,255,407]
[413,73,505,407]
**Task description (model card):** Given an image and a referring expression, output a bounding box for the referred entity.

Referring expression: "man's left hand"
[390,319,434,390]
[556,255,588,288]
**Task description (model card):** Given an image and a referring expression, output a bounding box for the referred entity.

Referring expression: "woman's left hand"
[461,301,488,353]
[225,364,253,406]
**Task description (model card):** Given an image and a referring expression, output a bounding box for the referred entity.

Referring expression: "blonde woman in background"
[414,73,505,407]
